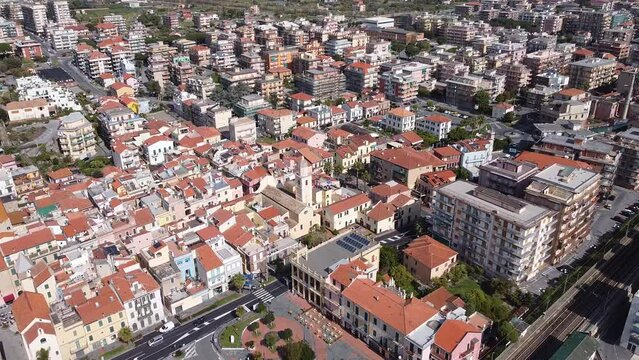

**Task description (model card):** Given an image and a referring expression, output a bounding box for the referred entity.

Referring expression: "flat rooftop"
[296,232,378,278]
[532,164,600,192]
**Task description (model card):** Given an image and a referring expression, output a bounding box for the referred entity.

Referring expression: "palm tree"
[118,326,134,343]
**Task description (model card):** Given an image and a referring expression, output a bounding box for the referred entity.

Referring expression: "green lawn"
[219,312,262,348]
[449,277,481,295]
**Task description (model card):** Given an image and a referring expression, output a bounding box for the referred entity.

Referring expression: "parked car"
[159,321,175,333]
[193,317,205,327]
[148,335,163,347]
[621,209,635,217]
[612,215,627,223]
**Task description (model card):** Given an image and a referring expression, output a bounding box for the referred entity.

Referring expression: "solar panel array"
[337,233,371,253]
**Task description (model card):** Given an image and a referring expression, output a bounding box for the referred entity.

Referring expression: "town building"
[433,181,557,282]
[382,108,416,133]
[371,147,446,189]
[478,158,538,197]
[568,58,617,90]
[402,235,458,284]
[57,112,97,160]
[21,4,47,34]
[524,164,600,264]
[296,66,346,100]
[416,114,452,141]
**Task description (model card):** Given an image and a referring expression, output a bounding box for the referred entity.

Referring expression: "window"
[373,318,377,326]
[98,320,103,327]
[108,316,112,323]
[383,324,386,331]
[109,326,114,333]
[88,335,93,342]
[85,325,91,331]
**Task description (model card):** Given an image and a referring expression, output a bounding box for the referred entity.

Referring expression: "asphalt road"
[113,280,289,360]
[498,231,639,360]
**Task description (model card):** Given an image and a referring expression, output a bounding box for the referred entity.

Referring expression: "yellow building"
[76,286,128,353]
[109,82,135,98]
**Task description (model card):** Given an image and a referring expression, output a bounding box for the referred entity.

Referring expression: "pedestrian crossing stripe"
[183,343,197,359]
[254,288,274,302]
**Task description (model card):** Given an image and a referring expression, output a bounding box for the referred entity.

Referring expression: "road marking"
[183,343,197,359]
[254,288,274,303]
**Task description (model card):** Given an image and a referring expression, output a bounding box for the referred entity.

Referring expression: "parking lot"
[0,304,26,360]
[521,186,639,294]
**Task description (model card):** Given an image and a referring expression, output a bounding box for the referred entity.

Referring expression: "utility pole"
[621,68,637,122]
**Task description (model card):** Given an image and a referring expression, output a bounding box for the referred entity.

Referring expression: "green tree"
[268,92,279,108]
[280,328,293,342]
[417,40,431,52]
[379,245,399,275]
[235,306,246,318]
[454,167,472,181]
[447,263,468,284]
[405,42,421,57]
[185,31,208,44]
[415,130,439,147]
[333,163,343,175]
[118,327,134,343]
[231,273,245,291]
[247,322,260,333]
[145,80,161,97]
[493,138,511,152]
[390,42,406,53]
[283,340,315,360]
[262,312,275,327]
[264,332,279,349]
[36,348,49,360]
[256,302,267,313]
[323,161,333,176]
[502,112,518,124]
[389,265,415,294]
[473,90,492,115]
[497,321,520,343]
[0,43,11,55]
[253,351,264,360]
[446,127,472,142]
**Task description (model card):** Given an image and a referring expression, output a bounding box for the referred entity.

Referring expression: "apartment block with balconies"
[433,181,557,283]
[57,112,97,160]
[524,164,600,264]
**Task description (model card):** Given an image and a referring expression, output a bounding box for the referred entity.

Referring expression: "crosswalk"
[380,234,403,244]
[183,342,197,359]
[253,288,274,303]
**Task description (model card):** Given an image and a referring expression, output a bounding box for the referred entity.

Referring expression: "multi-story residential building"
[371,147,446,189]
[2,3,23,22]
[146,54,170,89]
[47,0,72,24]
[11,165,45,195]
[229,117,257,144]
[445,75,487,110]
[14,39,43,60]
[195,244,227,298]
[264,47,298,70]
[21,4,47,34]
[126,22,148,54]
[0,18,21,39]
[220,68,261,89]
[98,106,145,145]
[257,108,295,140]
[568,58,617,90]
[49,27,78,51]
[538,88,592,128]
[322,193,372,231]
[381,108,416,133]
[105,268,165,333]
[378,70,417,105]
[76,286,128,353]
[433,181,557,282]
[169,56,195,86]
[212,40,237,70]
[478,158,539,197]
[453,137,494,176]
[57,112,97,160]
[524,50,567,79]
[297,66,346,100]
[416,114,452,140]
[233,94,269,118]
[256,74,284,101]
[238,52,265,74]
[496,63,531,92]
[524,164,600,264]
[163,13,180,30]
[343,62,378,94]
[402,235,458,284]
[103,14,126,34]
[614,128,639,191]
[86,51,113,79]
[194,13,217,30]
[143,135,175,166]
[445,22,477,46]
[189,45,211,67]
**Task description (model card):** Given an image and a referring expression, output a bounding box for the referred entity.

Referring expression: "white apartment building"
[47,0,72,24]
[103,14,126,33]
[49,27,78,51]
[21,4,47,34]
[112,142,141,170]
[433,181,557,282]
[87,51,113,79]
[0,168,16,200]
[143,135,175,166]
[382,108,416,133]
[229,117,257,144]
[107,269,166,333]
[16,76,81,111]
[257,108,296,140]
[98,106,145,144]
[126,22,148,54]
[57,112,97,160]
[416,114,452,140]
